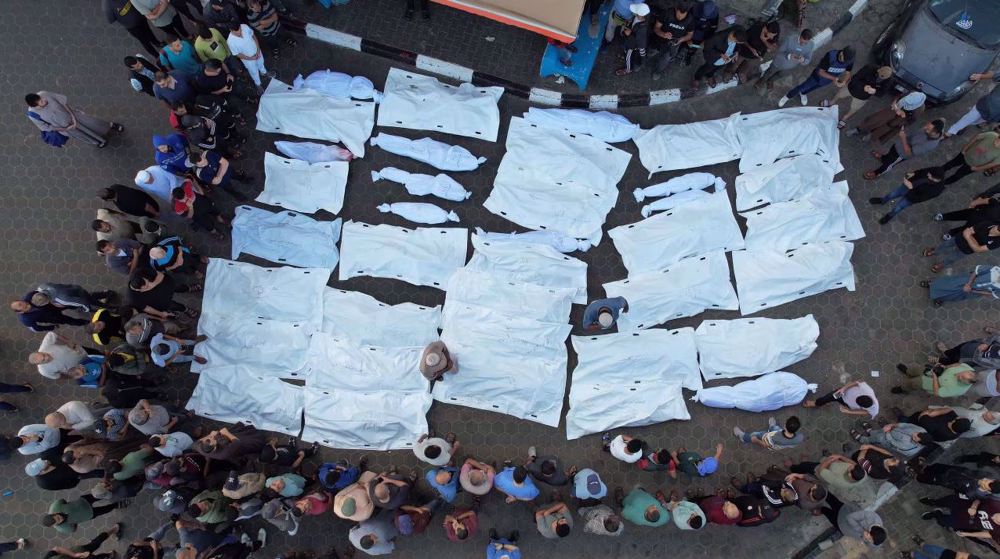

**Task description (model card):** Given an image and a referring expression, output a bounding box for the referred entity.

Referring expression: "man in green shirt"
[618,486,670,527]
[892,363,976,398]
[112,447,155,481]
[939,131,1000,186]
[187,490,236,525]
[42,495,122,534]
[814,454,877,508]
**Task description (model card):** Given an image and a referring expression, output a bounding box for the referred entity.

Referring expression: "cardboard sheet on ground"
[321,288,441,347]
[186,365,303,435]
[603,252,739,331]
[566,329,696,439]
[734,106,842,173]
[301,386,432,450]
[465,234,589,304]
[258,152,348,215]
[741,181,865,252]
[231,205,342,269]
[338,221,468,289]
[609,191,744,276]
[377,68,503,142]
[733,241,856,315]
[484,117,631,244]
[692,372,818,412]
[632,113,742,175]
[696,315,820,380]
[734,154,838,211]
[255,79,375,157]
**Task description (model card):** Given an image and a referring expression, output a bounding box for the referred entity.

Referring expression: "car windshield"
[929,0,1000,47]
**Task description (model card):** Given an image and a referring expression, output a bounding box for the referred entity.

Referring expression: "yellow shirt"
[194,29,231,62]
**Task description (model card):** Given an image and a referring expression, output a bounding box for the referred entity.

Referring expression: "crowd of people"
[6,0,1000,558]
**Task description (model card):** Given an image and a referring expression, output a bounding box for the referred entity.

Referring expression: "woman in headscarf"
[848,91,927,146]
[153,134,191,175]
[923,264,1000,306]
[24,92,123,148]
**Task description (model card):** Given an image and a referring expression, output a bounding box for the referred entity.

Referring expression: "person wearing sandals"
[865,119,945,180]
[821,65,892,128]
[924,265,1000,306]
[923,222,1000,273]
[937,131,1000,186]
[125,267,201,321]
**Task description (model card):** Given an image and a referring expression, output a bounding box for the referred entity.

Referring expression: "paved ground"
[0,1,998,559]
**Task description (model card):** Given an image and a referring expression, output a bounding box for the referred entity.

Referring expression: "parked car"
[872,0,1000,103]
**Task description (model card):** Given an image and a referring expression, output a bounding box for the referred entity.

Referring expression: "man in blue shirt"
[10,293,88,332]
[159,36,201,74]
[319,458,365,492]
[153,71,197,110]
[494,466,539,504]
[582,296,628,332]
[779,46,855,107]
[426,466,460,502]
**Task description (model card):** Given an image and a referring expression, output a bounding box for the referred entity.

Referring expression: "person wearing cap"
[188,490,236,525]
[620,486,670,527]
[46,401,97,432]
[822,64,893,127]
[413,432,458,466]
[153,489,188,515]
[334,470,378,521]
[779,46,855,107]
[395,497,441,536]
[318,458,364,492]
[128,399,178,436]
[149,432,194,458]
[616,3,650,76]
[135,165,182,204]
[459,457,495,496]
[426,466,461,503]
[755,28,815,92]
[582,296,628,332]
[525,447,569,486]
[671,442,724,477]
[692,26,747,89]
[419,341,457,382]
[570,467,607,505]
[602,433,645,464]
[494,465,540,504]
[27,457,100,491]
[443,501,480,542]
[349,512,398,556]
[42,495,124,534]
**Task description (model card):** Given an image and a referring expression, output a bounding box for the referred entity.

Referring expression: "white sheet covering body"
[258,152,348,215]
[734,106,841,173]
[186,365,304,435]
[523,107,639,143]
[603,252,738,331]
[741,182,864,252]
[632,173,724,202]
[473,227,591,253]
[377,68,503,142]
[732,241,856,315]
[274,141,353,163]
[192,315,312,377]
[231,205,342,269]
[301,387,432,450]
[465,234,589,304]
[292,70,382,102]
[734,154,838,211]
[370,133,486,171]
[696,315,820,380]
[371,167,471,201]
[632,114,742,174]
[608,191,744,275]
[692,372,818,412]
[377,202,459,224]
[321,288,441,347]
[338,221,468,289]
[566,329,696,439]
[298,334,428,392]
[484,117,631,243]
[255,79,375,157]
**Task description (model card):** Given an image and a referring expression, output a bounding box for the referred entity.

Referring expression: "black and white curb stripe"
[298,0,868,109]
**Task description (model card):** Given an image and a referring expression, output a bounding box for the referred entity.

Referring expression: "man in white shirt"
[45,401,97,431]
[227,23,270,92]
[149,432,194,457]
[135,166,181,203]
[29,331,87,379]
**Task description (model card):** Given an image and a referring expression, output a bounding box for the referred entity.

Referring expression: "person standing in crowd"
[924,221,1000,273]
[494,466,539,504]
[419,341,458,382]
[10,294,88,333]
[534,499,573,539]
[778,46,854,107]
[853,421,932,459]
[925,264,1000,306]
[605,0,637,44]
[620,486,670,527]
[602,433,644,464]
[947,70,1000,137]
[650,1,695,81]
[245,0,297,60]
[822,65,892,127]
[153,72,198,111]
[848,91,927,146]
[124,55,163,97]
[159,35,201,75]
[227,23,270,94]
[868,167,946,224]
[865,119,946,179]
[25,92,123,148]
[131,0,189,38]
[755,28,814,92]
[671,443,723,478]
[691,26,746,89]
[103,0,160,57]
[820,495,887,548]
[938,130,1000,186]
[616,3,650,76]
[892,362,976,397]
[99,184,161,218]
[908,407,973,442]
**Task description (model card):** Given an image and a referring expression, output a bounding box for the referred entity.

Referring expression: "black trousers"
[941,152,974,186]
[694,60,723,80]
[405,0,429,11]
[789,461,819,475]
[81,494,118,519]
[813,390,843,407]
[156,14,190,40]
[872,145,903,176]
[818,493,844,528]
[958,452,1000,469]
[125,22,161,57]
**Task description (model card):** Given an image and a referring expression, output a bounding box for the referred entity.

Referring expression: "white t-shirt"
[156,432,194,457]
[609,436,641,463]
[56,401,96,430]
[227,25,259,58]
[36,331,86,379]
[842,382,879,418]
[413,437,452,466]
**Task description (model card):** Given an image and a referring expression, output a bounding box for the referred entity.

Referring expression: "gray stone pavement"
[0,1,998,559]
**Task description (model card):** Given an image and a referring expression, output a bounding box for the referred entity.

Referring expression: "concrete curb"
[295,0,869,108]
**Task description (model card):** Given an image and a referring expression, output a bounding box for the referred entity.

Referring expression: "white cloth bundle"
[484,117,631,244]
[741,182,865,252]
[641,190,710,217]
[523,107,640,143]
[734,154,837,211]
[370,133,486,171]
[473,227,591,253]
[609,190,745,276]
[696,315,820,380]
[566,328,697,439]
[734,106,842,173]
[292,69,383,102]
[465,234,588,304]
[371,167,471,201]
[301,386,432,450]
[603,252,739,331]
[231,205,342,269]
[377,68,503,142]
[274,140,353,163]
[338,221,468,289]
[377,202,459,224]
[732,241,856,315]
[633,173,724,202]
[259,152,348,215]
[321,288,441,347]
[187,365,304,435]
[446,269,576,323]
[692,372,818,412]
[632,113,742,175]
[256,79,375,157]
